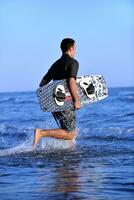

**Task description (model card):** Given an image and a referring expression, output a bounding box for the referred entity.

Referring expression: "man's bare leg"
[33,128,77,148]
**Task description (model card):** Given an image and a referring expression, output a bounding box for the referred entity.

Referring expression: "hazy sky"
[0,0,134,92]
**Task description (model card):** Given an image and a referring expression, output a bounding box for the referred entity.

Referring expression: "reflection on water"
[33,149,121,200]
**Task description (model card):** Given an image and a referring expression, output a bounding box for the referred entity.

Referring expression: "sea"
[0,87,134,200]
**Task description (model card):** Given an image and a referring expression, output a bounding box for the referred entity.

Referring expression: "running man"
[33,38,80,147]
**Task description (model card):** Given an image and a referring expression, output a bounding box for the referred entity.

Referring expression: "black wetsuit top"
[39,54,79,87]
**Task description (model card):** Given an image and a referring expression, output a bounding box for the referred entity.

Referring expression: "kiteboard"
[36,75,108,112]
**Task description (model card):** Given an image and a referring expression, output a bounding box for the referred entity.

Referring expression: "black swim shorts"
[52,109,76,133]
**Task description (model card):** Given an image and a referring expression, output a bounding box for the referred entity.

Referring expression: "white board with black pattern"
[36,75,108,112]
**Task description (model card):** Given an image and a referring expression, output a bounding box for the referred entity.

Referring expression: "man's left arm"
[39,66,53,87]
[67,60,81,109]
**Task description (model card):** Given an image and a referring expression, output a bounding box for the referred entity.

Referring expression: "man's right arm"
[66,60,81,109]
[68,77,81,109]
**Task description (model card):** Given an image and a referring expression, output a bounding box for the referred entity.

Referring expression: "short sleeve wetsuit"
[39,54,79,133]
[40,54,79,86]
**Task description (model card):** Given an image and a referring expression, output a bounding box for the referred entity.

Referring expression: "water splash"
[0,134,76,157]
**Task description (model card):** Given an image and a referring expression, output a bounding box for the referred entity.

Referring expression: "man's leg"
[33,109,76,148]
[33,128,76,147]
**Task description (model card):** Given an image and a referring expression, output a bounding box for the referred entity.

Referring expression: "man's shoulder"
[52,57,61,66]
[72,58,79,65]
[64,55,79,66]
[50,55,79,69]
[49,57,62,70]
[70,58,79,69]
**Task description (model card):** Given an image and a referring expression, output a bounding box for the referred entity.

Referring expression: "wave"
[0,124,134,156]
[1,124,134,140]
[118,91,134,103]
[123,112,134,117]
[0,136,76,157]
[0,140,33,157]
[0,97,37,104]
[77,127,134,141]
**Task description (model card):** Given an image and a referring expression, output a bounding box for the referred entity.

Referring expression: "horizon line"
[0,85,134,93]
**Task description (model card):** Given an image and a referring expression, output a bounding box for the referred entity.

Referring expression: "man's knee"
[68,129,77,140]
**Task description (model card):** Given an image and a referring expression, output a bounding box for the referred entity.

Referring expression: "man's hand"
[74,100,81,110]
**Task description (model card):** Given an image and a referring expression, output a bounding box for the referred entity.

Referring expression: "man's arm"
[39,66,54,87]
[39,78,48,87]
[67,77,81,109]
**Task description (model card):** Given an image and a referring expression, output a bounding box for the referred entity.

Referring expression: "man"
[33,38,81,148]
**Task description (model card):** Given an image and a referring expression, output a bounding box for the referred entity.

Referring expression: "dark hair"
[60,38,75,53]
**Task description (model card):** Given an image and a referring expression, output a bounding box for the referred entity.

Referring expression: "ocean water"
[0,87,134,200]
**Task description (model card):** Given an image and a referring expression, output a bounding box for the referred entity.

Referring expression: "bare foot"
[33,128,42,148]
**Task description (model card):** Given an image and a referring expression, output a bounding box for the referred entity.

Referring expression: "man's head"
[60,38,76,58]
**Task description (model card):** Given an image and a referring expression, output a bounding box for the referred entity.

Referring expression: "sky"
[0,0,134,92]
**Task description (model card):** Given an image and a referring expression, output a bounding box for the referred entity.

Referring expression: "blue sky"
[0,0,134,92]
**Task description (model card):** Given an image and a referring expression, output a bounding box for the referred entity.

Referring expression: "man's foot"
[33,128,42,148]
